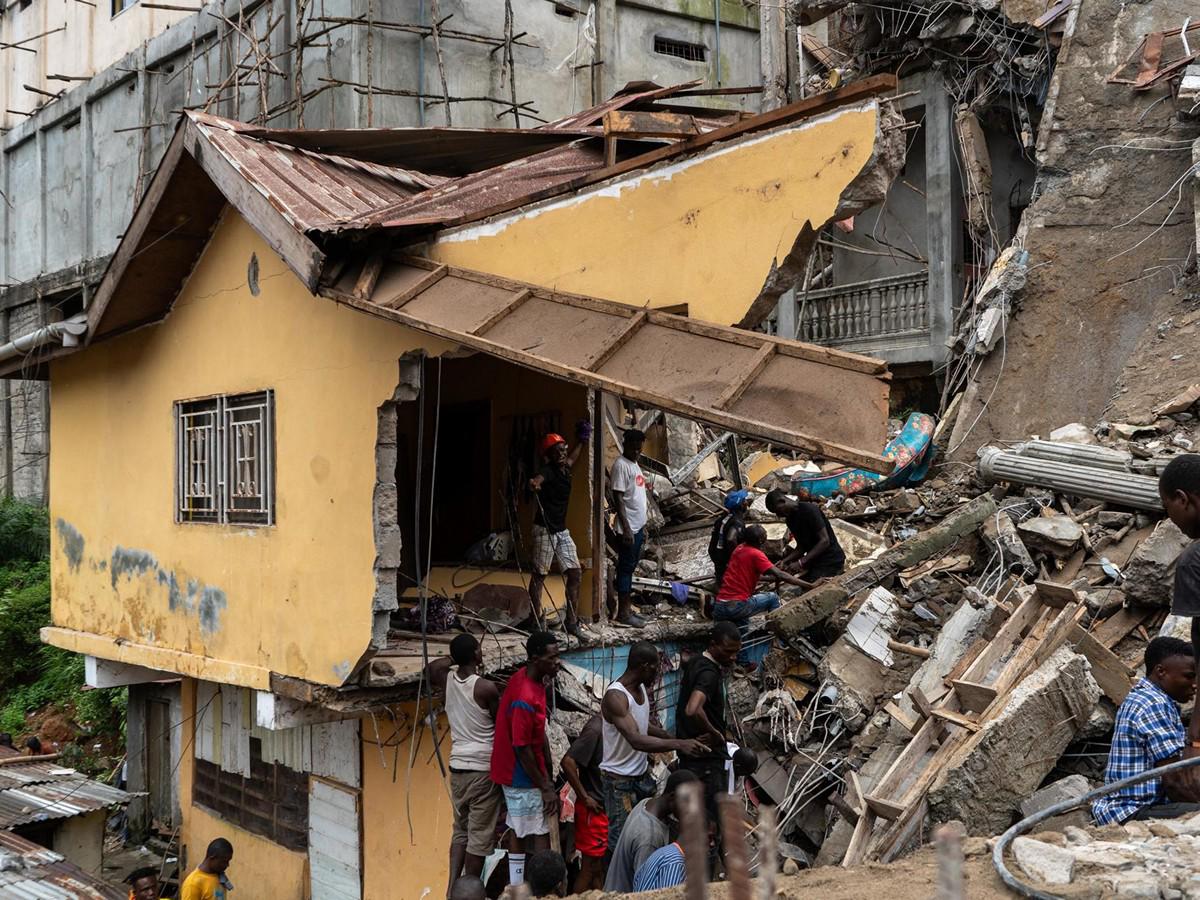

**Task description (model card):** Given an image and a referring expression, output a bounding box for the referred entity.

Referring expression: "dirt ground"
[568,845,1014,899]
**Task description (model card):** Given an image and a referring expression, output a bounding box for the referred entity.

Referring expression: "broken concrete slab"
[769,494,997,639]
[927,648,1100,835]
[1013,836,1075,885]
[1122,518,1191,606]
[1020,774,1091,819]
[1154,384,1200,417]
[818,638,889,732]
[980,511,1037,577]
[1017,514,1084,557]
[845,587,900,665]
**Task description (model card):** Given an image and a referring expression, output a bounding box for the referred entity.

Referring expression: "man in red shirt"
[714,525,808,661]
[491,630,562,886]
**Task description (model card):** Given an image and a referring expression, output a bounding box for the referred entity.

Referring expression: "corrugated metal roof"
[0,774,136,828]
[189,113,449,233]
[0,830,126,899]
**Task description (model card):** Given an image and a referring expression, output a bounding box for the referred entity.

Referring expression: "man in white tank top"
[428,634,501,898]
[600,641,708,854]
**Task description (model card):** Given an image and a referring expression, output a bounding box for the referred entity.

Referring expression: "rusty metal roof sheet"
[189,113,449,233]
[233,123,598,176]
[0,775,136,828]
[0,761,73,789]
[540,79,702,130]
[322,139,610,234]
[0,830,125,899]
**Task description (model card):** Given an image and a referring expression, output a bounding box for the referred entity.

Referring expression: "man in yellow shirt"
[180,838,234,900]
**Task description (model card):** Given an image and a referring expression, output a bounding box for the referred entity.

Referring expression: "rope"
[992,755,1200,899]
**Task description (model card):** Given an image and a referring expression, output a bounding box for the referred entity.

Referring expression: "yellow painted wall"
[178,680,310,898]
[424,102,884,325]
[361,702,456,900]
[47,211,452,687]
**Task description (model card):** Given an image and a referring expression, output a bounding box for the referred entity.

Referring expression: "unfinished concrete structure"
[0,0,765,502]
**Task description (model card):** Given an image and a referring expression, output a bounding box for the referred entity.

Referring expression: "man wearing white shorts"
[528,425,590,635]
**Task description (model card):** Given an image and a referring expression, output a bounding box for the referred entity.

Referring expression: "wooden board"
[864,794,906,820]
[949,679,996,714]
[329,261,896,472]
[1034,580,1080,610]
[1090,607,1154,650]
[931,709,980,732]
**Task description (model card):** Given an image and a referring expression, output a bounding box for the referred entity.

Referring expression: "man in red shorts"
[560,714,608,891]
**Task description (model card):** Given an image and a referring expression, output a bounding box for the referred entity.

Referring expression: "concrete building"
[0,0,765,502]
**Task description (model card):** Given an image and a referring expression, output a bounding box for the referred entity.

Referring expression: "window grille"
[654,36,707,62]
[176,391,274,525]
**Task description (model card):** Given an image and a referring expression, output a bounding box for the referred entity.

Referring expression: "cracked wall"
[948,0,1200,455]
[45,211,453,689]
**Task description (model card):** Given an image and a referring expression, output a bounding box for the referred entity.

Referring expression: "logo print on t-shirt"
[635,474,645,487]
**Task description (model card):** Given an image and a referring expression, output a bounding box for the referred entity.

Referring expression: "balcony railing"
[796,271,930,349]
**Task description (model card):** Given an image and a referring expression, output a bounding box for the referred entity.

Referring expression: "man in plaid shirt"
[1093,637,1200,824]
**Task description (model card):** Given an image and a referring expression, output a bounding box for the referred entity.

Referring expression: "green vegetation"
[0,499,125,749]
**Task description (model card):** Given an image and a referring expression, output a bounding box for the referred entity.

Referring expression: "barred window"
[654,36,707,63]
[176,391,275,525]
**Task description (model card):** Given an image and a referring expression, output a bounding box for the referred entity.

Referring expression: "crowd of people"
[434,626,762,899]
[426,428,849,897]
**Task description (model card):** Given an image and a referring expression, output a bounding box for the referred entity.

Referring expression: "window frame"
[175,390,275,526]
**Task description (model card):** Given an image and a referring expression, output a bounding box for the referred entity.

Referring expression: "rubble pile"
[606,398,1200,875]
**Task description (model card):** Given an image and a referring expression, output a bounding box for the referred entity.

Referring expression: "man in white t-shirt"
[610,428,649,626]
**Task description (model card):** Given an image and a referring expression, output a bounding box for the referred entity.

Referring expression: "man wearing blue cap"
[709,489,752,590]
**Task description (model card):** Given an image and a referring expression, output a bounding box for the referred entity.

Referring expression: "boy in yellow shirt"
[180,838,234,900]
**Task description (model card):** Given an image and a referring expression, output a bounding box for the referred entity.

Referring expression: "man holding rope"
[528,423,591,635]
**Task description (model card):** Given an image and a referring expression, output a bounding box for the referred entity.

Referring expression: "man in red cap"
[528,422,590,634]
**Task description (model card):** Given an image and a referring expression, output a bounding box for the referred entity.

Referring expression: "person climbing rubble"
[709,489,753,589]
[527,423,591,635]
[713,524,808,662]
[766,488,846,581]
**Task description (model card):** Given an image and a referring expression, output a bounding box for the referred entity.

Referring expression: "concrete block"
[897,596,998,722]
[1049,423,1098,445]
[1018,514,1084,557]
[1124,519,1191,607]
[374,524,403,569]
[927,648,1100,835]
[1021,774,1092,818]
[1013,836,1075,885]
[372,481,398,528]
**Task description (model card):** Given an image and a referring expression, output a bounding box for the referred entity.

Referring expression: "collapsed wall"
[948,0,1200,456]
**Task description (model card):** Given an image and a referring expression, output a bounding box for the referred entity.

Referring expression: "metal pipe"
[993,755,1200,899]
[0,316,87,364]
[1015,439,1133,473]
[977,446,1162,511]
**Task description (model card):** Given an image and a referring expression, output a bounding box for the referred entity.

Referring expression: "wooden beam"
[864,794,906,821]
[472,288,532,335]
[353,252,386,300]
[585,309,648,371]
[882,700,918,735]
[949,679,996,714]
[1069,625,1135,704]
[1034,580,1080,610]
[714,343,775,410]
[602,109,700,138]
[909,685,936,722]
[1090,606,1153,650]
[931,709,980,733]
[888,639,931,660]
[377,264,448,309]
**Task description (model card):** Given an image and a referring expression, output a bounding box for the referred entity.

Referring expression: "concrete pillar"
[760,0,789,109]
[776,287,797,339]
[924,72,957,365]
[594,0,618,102]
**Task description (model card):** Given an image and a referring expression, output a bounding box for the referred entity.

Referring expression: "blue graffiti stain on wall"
[199,588,227,635]
[110,547,158,590]
[104,545,227,635]
[54,519,85,572]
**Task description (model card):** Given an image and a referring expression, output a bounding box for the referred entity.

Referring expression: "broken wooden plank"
[949,679,996,714]
[1034,580,1080,610]
[602,109,700,138]
[353,252,386,300]
[1090,606,1153,650]
[888,639,931,660]
[883,700,919,735]
[1069,625,1136,704]
[864,794,906,821]
[931,709,980,733]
